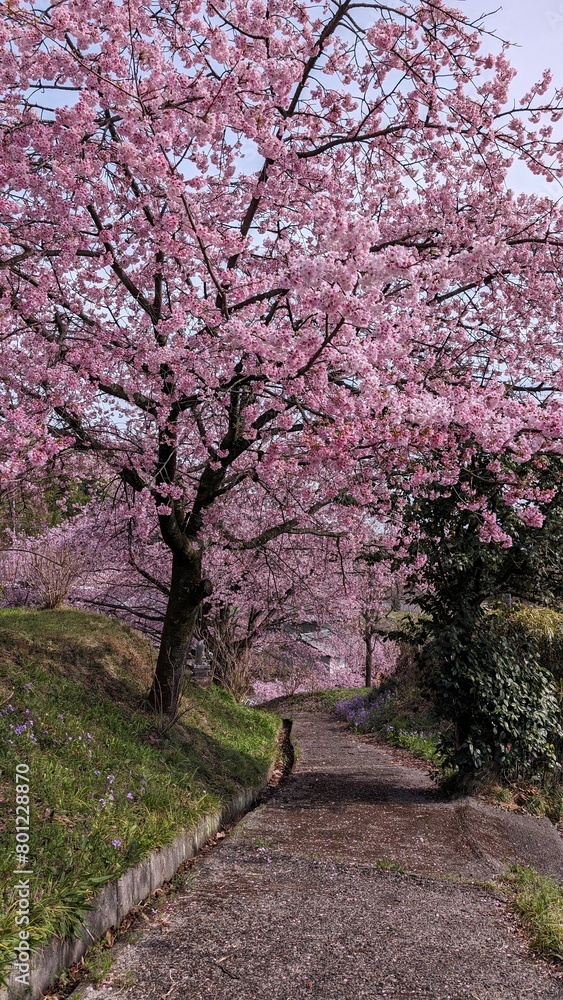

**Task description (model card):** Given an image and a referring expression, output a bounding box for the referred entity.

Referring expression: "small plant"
[376,858,405,873]
[489,786,513,805]
[83,941,114,984]
[502,866,563,962]
[490,780,563,824]
[111,971,137,988]
[332,666,446,768]
[383,725,443,764]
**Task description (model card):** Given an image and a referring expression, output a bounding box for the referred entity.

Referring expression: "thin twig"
[163,969,178,997]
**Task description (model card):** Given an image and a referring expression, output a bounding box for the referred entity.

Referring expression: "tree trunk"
[365,631,373,688]
[148,548,211,715]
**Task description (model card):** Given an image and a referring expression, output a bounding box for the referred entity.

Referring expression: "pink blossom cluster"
[0,2,562,696]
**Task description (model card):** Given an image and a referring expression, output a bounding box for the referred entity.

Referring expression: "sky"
[461,0,563,90]
[458,1,563,195]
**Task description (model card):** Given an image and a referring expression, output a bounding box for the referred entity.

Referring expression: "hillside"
[0,609,281,982]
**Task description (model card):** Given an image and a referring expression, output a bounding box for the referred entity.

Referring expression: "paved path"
[79,713,563,1000]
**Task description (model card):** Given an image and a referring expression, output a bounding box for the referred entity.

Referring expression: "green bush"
[391,448,563,787]
[491,604,563,681]
[419,611,561,782]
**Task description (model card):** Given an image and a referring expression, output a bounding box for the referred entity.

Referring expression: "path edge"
[1,761,280,1000]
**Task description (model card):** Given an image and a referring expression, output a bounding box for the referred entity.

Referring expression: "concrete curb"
[0,781,270,1000]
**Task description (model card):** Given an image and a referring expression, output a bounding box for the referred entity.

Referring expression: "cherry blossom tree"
[2,0,563,711]
[348,557,398,686]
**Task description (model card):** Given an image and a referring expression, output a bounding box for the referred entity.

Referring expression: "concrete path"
[78,713,563,1000]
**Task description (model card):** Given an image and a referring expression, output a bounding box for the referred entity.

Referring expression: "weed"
[111,970,137,988]
[83,941,113,984]
[489,786,513,804]
[481,779,563,824]
[501,865,563,962]
[376,858,405,873]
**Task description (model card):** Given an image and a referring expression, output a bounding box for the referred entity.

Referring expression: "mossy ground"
[0,609,281,983]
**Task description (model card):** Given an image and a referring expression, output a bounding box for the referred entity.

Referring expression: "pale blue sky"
[459,2,563,194]
[461,0,563,89]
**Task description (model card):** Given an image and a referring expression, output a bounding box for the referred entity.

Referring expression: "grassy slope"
[0,609,280,980]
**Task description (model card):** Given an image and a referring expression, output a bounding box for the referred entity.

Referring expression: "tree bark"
[365,630,373,688]
[147,548,212,715]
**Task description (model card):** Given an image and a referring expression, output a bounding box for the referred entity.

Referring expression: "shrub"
[491,605,563,682]
[393,448,563,786]
[333,658,445,766]
[419,611,561,783]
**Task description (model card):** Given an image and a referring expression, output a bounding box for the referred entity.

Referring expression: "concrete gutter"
[0,781,270,1000]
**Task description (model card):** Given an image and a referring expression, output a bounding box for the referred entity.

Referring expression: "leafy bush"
[390,448,563,787]
[417,610,561,783]
[491,605,563,682]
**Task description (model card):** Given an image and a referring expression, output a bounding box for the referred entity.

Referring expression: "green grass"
[381,724,444,764]
[501,866,563,962]
[376,858,406,873]
[0,609,281,983]
[263,686,370,713]
[330,677,446,768]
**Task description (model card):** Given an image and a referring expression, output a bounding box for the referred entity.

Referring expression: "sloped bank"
[75,711,563,1000]
[0,609,283,999]
[1,765,280,1000]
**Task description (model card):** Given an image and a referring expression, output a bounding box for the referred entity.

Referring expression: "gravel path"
[77,712,563,1000]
